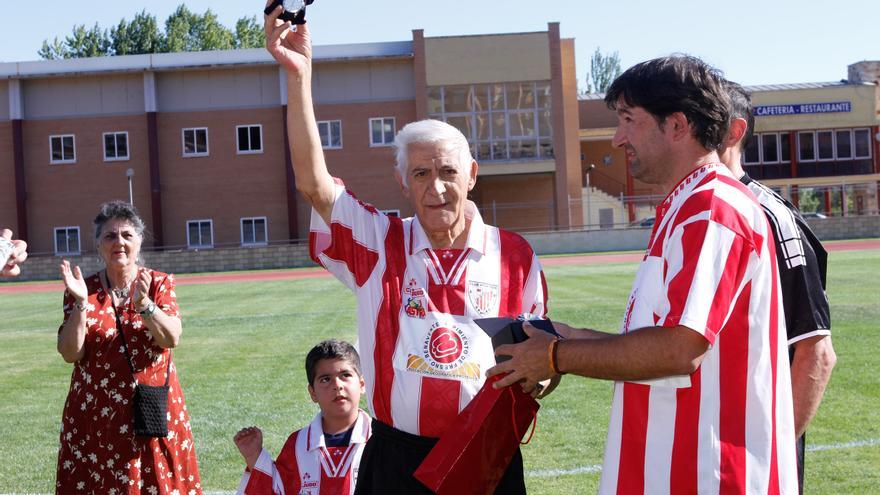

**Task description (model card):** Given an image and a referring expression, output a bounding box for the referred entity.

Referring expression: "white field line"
[3,438,876,494]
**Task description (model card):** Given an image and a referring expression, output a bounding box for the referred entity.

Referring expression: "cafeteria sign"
[754,101,851,117]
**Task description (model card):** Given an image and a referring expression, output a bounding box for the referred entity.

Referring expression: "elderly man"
[721,80,836,494]
[264,8,547,494]
[0,228,28,277]
[490,56,798,494]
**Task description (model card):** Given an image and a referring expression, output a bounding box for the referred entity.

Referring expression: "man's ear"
[725,118,749,149]
[395,169,410,199]
[666,112,692,141]
[308,384,318,404]
[468,160,478,191]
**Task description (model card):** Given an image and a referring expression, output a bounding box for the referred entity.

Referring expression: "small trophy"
[264,0,315,25]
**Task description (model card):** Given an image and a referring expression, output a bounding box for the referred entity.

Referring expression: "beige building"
[1,24,582,256]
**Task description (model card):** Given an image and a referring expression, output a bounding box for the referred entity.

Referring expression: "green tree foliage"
[586,48,622,94]
[234,16,264,49]
[38,4,264,59]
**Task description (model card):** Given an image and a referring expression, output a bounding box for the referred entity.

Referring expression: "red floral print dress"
[55,269,201,495]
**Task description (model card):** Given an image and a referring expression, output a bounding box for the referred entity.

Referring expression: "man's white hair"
[393,119,474,186]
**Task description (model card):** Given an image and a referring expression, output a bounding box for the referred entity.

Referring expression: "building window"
[241,217,267,246]
[428,81,553,161]
[761,134,779,163]
[369,117,395,146]
[182,128,209,157]
[236,125,263,154]
[186,220,213,248]
[54,227,80,255]
[318,120,343,149]
[798,132,815,162]
[743,135,760,164]
[854,128,872,159]
[816,130,834,161]
[835,130,852,160]
[103,132,129,161]
[50,135,76,164]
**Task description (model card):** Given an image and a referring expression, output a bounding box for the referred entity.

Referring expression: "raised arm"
[264,3,335,225]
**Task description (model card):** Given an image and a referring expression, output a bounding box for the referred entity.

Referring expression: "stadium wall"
[7,216,878,282]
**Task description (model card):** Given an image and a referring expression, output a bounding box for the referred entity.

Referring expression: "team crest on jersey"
[300,472,318,494]
[404,278,427,319]
[407,322,480,380]
[467,281,498,316]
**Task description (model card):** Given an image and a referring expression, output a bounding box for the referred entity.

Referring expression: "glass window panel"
[63,137,74,160]
[475,142,491,161]
[446,116,472,140]
[117,133,127,157]
[538,139,554,159]
[491,113,507,140]
[238,127,249,151]
[52,137,63,161]
[536,83,551,108]
[817,131,833,160]
[835,130,852,159]
[196,130,207,153]
[506,82,535,110]
[243,221,254,243]
[473,113,490,141]
[762,134,778,163]
[444,85,471,113]
[382,118,395,144]
[318,122,329,147]
[250,127,261,151]
[184,131,195,154]
[798,132,815,161]
[55,230,66,252]
[187,223,199,245]
[473,85,489,113]
[538,111,553,137]
[508,140,537,159]
[255,219,266,243]
[331,121,342,147]
[779,133,790,162]
[509,111,536,138]
[427,87,443,114]
[490,84,506,110]
[68,230,79,253]
[105,134,116,158]
[371,120,383,145]
[743,135,760,164]
[492,141,508,160]
[854,129,871,158]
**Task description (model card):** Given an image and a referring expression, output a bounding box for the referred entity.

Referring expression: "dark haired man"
[490,56,798,493]
[721,80,836,494]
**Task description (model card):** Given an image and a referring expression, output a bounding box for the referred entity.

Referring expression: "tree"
[192,9,234,51]
[162,4,198,53]
[64,24,112,59]
[112,11,163,55]
[586,48,622,94]
[234,16,264,49]
[38,37,69,60]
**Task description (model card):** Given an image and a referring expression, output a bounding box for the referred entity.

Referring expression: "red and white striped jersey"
[599,164,798,494]
[310,182,547,437]
[236,409,371,495]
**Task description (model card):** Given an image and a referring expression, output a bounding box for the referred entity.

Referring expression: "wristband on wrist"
[139,301,157,319]
[549,337,564,375]
[73,300,87,312]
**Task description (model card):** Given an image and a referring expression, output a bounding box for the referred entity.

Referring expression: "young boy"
[234,340,371,495]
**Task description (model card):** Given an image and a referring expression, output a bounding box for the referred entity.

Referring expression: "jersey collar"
[306,409,371,452]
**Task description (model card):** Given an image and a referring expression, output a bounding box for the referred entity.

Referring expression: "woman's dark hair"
[93,200,146,241]
[305,339,362,386]
[724,80,755,152]
[605,55,731,151]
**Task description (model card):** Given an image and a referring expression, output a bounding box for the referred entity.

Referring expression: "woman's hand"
[132,268,152,312]
[234,426,263,470]
[264,0,312,77]
[60,260,87,303]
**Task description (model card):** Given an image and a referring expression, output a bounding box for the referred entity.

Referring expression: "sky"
[2,0,878,88]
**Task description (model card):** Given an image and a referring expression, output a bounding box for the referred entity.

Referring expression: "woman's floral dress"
[56,270,201,494]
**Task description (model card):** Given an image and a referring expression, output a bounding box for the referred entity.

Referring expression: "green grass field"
[1,250,878,493]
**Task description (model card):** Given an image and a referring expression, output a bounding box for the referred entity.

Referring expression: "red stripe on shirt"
[498,230,533,317]
[718,281,751,494]
[767,236,782,495]
[617,382,650,495]
[705,234,750,341]
[316,223,380,287]
[670,366,701,494]
[371,217,406,424]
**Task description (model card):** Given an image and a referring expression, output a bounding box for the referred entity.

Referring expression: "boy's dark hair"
[604,55,731,151]
[305,339,362,386]
[723,80,755,152]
